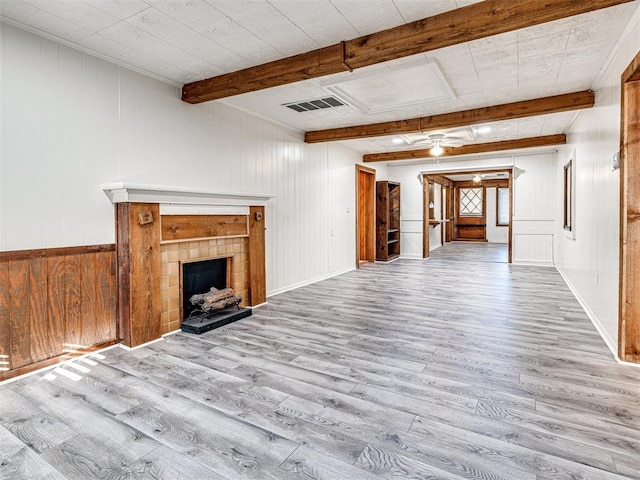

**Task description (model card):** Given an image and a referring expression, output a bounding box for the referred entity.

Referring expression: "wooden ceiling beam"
[363,134,566,163]
[181,0,632,104]
[306,91,594,143]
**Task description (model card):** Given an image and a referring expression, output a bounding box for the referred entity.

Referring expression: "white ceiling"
[1,0,638,158]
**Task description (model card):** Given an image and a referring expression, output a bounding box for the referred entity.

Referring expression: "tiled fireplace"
[103,183,274,347]
[160,237,249,334]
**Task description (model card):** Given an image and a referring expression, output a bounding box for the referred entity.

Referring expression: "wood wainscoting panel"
[0,245,117,380]
[45,256,67,360]
[161,215,248,242]
[8,260,31,369]
[0,263,10,373]
[96,251,117,344]
[80,253,99,350]
[249,206,267,306]
[117,203,161,348]
[64,253,83,348]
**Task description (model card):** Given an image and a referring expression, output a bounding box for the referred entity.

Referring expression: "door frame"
[618,49,640,362]
[423,169,513,262]
[356,164,376,268]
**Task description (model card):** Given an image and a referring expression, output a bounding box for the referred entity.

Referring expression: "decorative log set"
[189,287,242,317]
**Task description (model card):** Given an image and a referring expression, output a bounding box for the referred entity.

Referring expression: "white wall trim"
[512,261,555,267]
[267,266,356,298]
[251,302,269,309]
[400,253,424,259]
[556,265,618,359]
[556,266,640,369]
[102,182,275,206]
[418,163,514,175]
[117,338,165,351]
[162,329,182,337]
[0,343,120,386]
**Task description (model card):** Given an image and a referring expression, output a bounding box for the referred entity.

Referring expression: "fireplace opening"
[180,255,251,335]
[182,257,228,320]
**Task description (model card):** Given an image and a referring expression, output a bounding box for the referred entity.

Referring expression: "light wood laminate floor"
[2,243,640,479]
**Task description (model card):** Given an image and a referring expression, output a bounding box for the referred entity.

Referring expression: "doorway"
[423,169,512,262]
[356,165,376,267]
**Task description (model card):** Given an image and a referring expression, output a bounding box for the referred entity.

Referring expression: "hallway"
[429,241,509,263]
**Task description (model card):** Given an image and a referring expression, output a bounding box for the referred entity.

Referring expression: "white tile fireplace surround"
[102,183,274,346]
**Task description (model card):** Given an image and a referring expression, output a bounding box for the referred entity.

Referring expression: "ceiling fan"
[408,133,466,156]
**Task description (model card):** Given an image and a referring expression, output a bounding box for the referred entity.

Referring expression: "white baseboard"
[512,261,555,267]
[267,266,356,298]
[375,257,401,264]
[400,254,424,260]
[118,337,165,351]
[556,266,618,359]
[162,329,182,337]
[0,343,121,386]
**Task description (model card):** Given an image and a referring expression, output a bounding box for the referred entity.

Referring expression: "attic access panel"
[323,59,455,115]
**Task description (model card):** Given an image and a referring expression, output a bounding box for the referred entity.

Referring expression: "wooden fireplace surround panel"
[161,214,248,241]
[116,203,266,348]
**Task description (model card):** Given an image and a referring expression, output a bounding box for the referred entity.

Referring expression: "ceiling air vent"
[283,96,345,113]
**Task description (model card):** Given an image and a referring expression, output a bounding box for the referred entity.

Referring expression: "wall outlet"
[346,207,351,214]
[330,229,335,236]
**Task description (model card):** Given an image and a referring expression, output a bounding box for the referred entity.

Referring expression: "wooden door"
[356,165,376,267]
[455,186,487,241]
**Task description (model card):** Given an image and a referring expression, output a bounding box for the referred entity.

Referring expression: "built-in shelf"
[376,181,401,261]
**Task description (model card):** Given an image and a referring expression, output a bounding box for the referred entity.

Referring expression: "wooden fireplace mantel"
[104,183,273,348]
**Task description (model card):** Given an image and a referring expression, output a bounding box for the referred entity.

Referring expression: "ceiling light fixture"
[473,174,482,183]
[392,136,404,145]
[431,141,444,156]
[474,125,492,135]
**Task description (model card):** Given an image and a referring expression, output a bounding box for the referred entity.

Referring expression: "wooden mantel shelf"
[102,182,275,206]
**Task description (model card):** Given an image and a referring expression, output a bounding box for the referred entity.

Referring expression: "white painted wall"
[554,9,640,355]
[389,164,423,258]
[486,187,508,243]
[512,153,556,265]
[0,23,380,296]
[388,155,555,261]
